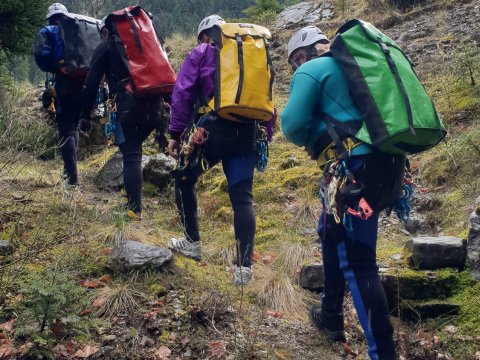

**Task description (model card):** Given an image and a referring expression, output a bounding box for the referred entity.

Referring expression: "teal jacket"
[281,55,372,159]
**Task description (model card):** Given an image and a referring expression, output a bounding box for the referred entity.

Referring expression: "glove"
[78,118,92,137]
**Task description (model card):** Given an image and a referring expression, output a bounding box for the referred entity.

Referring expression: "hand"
[78,118,92,138]
[168,139,181,160]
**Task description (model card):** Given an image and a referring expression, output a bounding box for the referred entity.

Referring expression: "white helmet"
[287,26,329,59]
[46,3,68,19]
[197,14,225,39]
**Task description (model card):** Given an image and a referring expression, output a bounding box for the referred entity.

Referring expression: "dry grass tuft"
[271,241,315,278]
[91,280,149,318]
[203,241,237,266]
[288,183,322,226]
[253,265,309,319]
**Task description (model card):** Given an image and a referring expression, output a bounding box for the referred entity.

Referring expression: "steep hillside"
[0,0,479,359]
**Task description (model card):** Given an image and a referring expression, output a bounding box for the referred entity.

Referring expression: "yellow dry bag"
[209,23,275,122]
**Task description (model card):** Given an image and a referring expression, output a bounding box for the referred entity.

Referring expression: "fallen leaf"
[252,250,261,263]
[0,339,15,358]
[261,255,275,265]
[79,309,92,317]
[79,279,105,289]
[16,342,33,356]
[92,293,108,308]
[209,341,227,359]
[154,345,171,359]
[98,275,112,284]
[266,310,284,318]
[50,323,63,335]
[100,248,113,255]
[0,333,6,340]
[0,319,16,333]
[74,344,99,358]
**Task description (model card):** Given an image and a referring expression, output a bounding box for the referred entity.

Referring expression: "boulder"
[400,300,460,320]
[405,236,466,270]
[404,214,434,235]
[142,153,176,192]
[380,268,460,311]
[281,156,299,170]
[299,262,324,292]
[0,240,14,256]
[467,202,480,280]
[275,1,334,29]
[96,151,124,190]
[108,240,173,272]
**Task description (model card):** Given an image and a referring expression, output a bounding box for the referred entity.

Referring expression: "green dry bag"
[329,19,446,154]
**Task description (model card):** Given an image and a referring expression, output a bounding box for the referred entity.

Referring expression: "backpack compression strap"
[234,34,244,104]
[125,10,143,53]
[377,40,415,136]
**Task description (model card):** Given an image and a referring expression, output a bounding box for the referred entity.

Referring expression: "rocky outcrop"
[142,153,176,192]
[467,196,480,280]
[299,262,324,292]
[96,151,124,190]
[275,1,334,29]
[108,240,173,272]
[0,240,14,256]
[96,152,176,191]
[405,236,466,270]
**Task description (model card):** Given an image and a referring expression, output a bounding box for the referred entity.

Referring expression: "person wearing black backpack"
[281,26,405,360]
[80,9,174,220]
[33,3,86,188]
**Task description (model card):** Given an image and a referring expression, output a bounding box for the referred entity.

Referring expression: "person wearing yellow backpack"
[167,15,276,285]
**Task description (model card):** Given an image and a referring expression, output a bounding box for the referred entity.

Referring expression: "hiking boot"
[168,237,202,261]
[233,265,252,286]
[127,210,142,222]
[309,304,346,342]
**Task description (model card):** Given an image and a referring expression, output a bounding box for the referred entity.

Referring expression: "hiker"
[33,3,100,187]
[167,15,276,285]
[281,26,406,360]
[80,7,176,219]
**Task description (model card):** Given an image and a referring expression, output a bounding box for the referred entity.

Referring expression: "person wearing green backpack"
[281,25,407,360]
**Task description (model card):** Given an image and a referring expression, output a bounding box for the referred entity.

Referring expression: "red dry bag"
[107,6,176,96]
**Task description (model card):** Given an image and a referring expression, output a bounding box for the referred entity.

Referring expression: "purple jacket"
[169,43,276,140]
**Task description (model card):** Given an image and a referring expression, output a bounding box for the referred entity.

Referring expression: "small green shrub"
[16,268,87,334]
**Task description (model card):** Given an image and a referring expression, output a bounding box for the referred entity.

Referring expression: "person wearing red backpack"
[80,7,175,219]
[166,15,276,285]
[33,3,85,188]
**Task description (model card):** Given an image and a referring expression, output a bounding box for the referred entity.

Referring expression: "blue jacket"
[281,55,372,159]
[33,25,64,73]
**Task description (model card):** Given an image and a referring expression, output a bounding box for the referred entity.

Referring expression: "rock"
[142,153,176,191]
[467,210,480,280]
[405,236,466,270]
[380,269,460,311]
[400,300,460,320]
[281,156,299,170]
[0,240,14,256]
[275,1,333,29]
[299,262,324,292]
[108,240,173,272]
[404,215,433,235]
[96,151,124,190]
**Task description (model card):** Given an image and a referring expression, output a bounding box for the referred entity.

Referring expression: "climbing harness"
[103,95,125,145]
[173,125,210,181]
[256,125,269,172]
[393,163,414,222]
[320,160,374,232]
[42,74,56,120]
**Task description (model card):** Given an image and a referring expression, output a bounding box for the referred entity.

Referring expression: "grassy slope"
[1,1,480,358]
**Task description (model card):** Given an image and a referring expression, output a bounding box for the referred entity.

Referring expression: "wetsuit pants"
[116,92,163,214]
[55,95,81,185]
[174,114,257,267]
[318,152,405,360]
